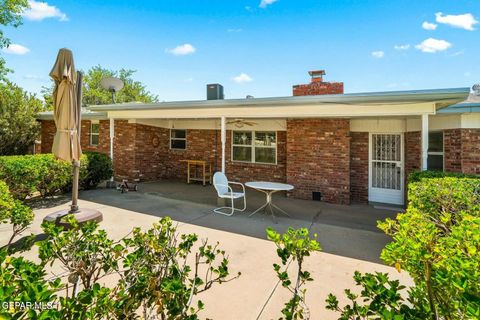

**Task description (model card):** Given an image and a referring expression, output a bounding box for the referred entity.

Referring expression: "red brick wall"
[350,132,369,203]
[113,120,136,180]
[126,125,287,183]
[40,120,56,153]
[286,119,351,204]
[40,120,111,155]
[444,129,462,172]
[405,131,421,180]
[460,129,480,175]
[292,82,344,96]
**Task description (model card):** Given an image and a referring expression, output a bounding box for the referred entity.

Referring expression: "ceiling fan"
[227,119,258,128]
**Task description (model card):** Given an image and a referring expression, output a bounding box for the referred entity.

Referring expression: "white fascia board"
[106,102,436,120]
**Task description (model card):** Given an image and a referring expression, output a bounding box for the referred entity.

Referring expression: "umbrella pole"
[70,160,80,213]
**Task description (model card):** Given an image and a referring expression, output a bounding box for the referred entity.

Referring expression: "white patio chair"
[212,172,246,216]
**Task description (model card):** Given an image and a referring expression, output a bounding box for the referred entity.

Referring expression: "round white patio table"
[245,181,294,220]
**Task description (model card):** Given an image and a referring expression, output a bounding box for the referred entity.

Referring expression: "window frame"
[231,130,277,165]
[170,129,187,150]
[90,121,100,146]
[427,130,444,171]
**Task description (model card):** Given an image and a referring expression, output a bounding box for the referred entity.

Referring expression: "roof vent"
[207,84,224,100]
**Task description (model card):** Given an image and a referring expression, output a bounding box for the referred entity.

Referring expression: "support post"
[109,118,114,161]
[221,116,226,173]
[70,160,80,213]
[421,114,429,171]
[106,118,116,187]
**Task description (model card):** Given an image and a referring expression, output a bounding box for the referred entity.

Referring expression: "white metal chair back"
[213,172,229,196]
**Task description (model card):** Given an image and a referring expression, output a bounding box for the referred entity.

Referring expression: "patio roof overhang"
[87,87,469,119]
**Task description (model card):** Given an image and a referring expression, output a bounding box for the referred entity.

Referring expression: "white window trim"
[427,131,444,171]
[170,129,187,150]
[90,121,100,146]
[231,130,277,165]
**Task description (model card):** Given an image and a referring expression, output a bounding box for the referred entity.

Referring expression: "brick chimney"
[292,70,344,96]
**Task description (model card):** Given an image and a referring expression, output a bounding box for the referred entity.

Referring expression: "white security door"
[368,133,404,205]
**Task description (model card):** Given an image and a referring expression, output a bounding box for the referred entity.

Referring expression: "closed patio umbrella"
[44,48,102,225]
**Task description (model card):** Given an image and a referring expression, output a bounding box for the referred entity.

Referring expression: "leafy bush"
[327,176,480,319]
[0,249,61,319]
[30,216,238,319]
[0,154,71,199]
[0,180,34,249]
[0,152,112,200]
[326,271,430,319]
[379,177,480,319]
[79,152,113,190]
[408,170,480,183]
[267,227,320,320]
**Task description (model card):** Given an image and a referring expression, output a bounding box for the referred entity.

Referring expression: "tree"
[0,0,29,81]
[43,66,159,109]
[0,81,44,155]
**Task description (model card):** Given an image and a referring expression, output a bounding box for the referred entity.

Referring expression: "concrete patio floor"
[2,180,412,319]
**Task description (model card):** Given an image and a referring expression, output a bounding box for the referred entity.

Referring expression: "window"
[427,131,444,171]
[232,131,276,164]
[170,129,186,150]
[90,122,99,146]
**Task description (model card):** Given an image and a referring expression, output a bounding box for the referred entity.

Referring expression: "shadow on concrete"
[27,194,71,210]
[79,180,400,264]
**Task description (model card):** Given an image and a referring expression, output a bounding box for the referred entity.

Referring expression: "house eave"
[88,87,470,112]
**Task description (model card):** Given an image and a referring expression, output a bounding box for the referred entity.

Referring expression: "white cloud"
[371,51,384,58]
[422,21,437,30]
[450,50,465,57]
[259,0,278,8]
[227,28,243,33]
[464,71,471,77]
[394,44,410,50]
[232,73,253,83]
[184,77,194,83]
[415,38,452,53]
[435,12,478,31]
[2,43,30,55]
[166,43,196,56]
[22,0,68,21]
[23,74,48,81]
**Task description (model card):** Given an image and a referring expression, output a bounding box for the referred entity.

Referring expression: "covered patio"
[80,180,398,263]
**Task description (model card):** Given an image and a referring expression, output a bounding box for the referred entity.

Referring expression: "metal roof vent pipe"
[207,84,224,100]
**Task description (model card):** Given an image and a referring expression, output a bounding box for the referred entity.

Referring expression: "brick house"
[37,71,480,206]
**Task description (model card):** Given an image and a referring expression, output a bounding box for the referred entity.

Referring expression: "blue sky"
[2,0,479,101]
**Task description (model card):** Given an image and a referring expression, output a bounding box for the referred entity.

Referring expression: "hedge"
[408,170,480,183]
[380,176,480,317]
[0,152,113,200]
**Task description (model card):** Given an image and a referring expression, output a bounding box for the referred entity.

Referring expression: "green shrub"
[0,180,34,249]
[408,170,480,183]
[267,227,320,320]
[79,152,113,190]
[0,154,71,200]
[0,152,113,199]
[379,177,480,319]
[326,271,430,319]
